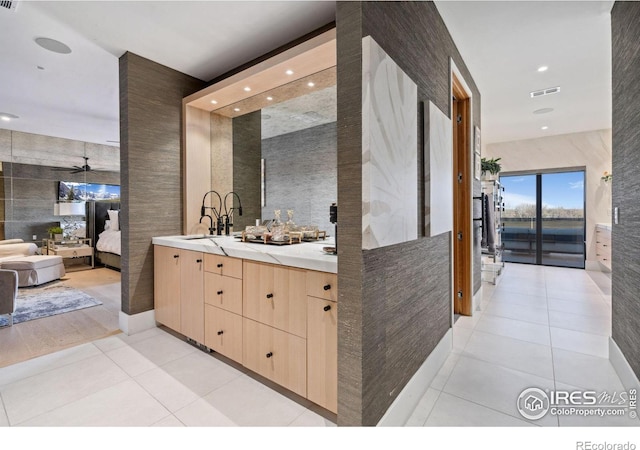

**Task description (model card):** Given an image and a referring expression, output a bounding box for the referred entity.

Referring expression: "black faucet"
[222,192,243,235]
[200,190,223,235]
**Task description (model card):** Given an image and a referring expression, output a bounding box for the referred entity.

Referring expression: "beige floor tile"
[474,314,551,346]
[549,310,611,336]
[405,387,440,426]
[463,330,554,379]
[1,353,128,425]
[134,366,201,413]
[19,379,171,426]
[105,345,159,377]
[552,348,626,392]
[425,392,536,427]
[201,375,305,426]
[550,327,609,358]
[430,351,461,391]
[484,301,549,326]
[173,398,238,426]
[288,409,337,426]
[152,415,185,427]
[129,331,196,367]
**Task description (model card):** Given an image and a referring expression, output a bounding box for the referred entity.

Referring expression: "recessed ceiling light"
[37,65,45,70]
[0,112,19,121]
[533,108,554,115]
[35,37,72,54]
[307,82,315,87]
[243,87,251,92]
[266,96,273,101]
[537,66,549,72]
[541,126,549,130]
[285,70,294,75]
[210,100,218,105]
[234,108,240,112]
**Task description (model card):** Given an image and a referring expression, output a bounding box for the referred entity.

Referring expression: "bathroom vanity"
[152,235,337,413]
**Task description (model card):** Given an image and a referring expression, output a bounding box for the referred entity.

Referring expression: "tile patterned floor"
[407,263,638,427]
[1,263,634,427]
[0,327,335,426]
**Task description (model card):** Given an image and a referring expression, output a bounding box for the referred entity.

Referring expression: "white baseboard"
[473,286,483,313]
[609,337,640,393]
[586,260,610,272]
[377,329,453,426]
[119,309,156,335]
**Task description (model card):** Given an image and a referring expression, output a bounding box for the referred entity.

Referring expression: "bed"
[87,201,121,270]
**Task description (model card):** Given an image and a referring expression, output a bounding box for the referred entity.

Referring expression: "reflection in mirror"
[0,130,119,246]
[213,68,337,235]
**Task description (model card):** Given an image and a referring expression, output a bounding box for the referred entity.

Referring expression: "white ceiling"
[0,1,614,149]
[0,0,336,146]
[435,0,613,145]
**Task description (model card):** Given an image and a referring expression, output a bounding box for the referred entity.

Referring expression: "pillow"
[0,239,24,245]
[107,210,120,231]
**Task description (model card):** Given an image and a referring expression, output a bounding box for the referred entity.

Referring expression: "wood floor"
[0,267,122,368]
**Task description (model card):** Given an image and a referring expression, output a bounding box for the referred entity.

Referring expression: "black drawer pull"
[196,259,203,263]
[217,263,223,268]
[323,305,331,312]
[217,290,223,295]
[266,352,273,358]
[323,284,331,291]
[217,330,224,335]
[266,293,273,299]
[173,254,179,259]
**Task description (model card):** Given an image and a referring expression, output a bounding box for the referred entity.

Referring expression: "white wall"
[485,129,612,270]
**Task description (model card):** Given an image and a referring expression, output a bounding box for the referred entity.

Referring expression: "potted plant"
[481,157,502,180]
[47,226,64,241]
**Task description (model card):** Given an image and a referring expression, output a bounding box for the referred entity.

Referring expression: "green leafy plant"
[481,157,502,175]
[601,171,612,182]
[47,226,63,235]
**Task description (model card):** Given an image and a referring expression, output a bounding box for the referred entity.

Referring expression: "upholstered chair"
[0,269,18,327]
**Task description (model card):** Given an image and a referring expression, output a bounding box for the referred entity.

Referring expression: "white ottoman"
[0,255,66,287]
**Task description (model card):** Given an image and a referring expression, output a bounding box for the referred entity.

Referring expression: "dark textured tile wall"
[337,1,481,426]
[611,2,640,380]
[119,52,205,316]
[232,111,262,230]
[261,122,337,233]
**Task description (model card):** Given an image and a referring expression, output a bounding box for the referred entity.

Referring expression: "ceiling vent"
[0,0,19,12]
[530,86,561,98]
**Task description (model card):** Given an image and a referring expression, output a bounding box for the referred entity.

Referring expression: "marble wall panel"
[361,36,418,250]
[429,101,453,237]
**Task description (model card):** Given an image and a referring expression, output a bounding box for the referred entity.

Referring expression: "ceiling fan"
[53,157,106,174]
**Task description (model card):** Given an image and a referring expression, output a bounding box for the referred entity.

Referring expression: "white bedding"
[96,229,121,256]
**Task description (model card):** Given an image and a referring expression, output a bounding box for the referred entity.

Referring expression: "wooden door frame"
[451,61,474,317]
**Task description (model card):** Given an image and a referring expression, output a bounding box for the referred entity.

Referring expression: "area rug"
[0,284,103,326]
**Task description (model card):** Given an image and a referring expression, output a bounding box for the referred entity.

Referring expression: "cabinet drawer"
[204,254,243,279]
[307,296,337,413]
[306,271,337,302]
[243,261,307,338]
[204,272,243,315]
[243,318,306,397]
[205,305,243,364]
[54,246,93,258]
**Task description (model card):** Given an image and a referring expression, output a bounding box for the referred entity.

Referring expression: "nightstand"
[44,238,94,269]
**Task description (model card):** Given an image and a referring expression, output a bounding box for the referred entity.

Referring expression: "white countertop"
[596,223,612,230]
[152,234,337,273]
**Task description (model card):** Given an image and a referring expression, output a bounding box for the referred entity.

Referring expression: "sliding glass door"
[501,170,585,269]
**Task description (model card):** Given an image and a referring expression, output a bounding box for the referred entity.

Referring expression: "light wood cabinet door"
[154,245,181,332]
[180,249,204,343]
[205,305,243,364]
[307,296,337,413]
[204,254,243,279]
[243,261,307,338]
[204,272,243,315]
[306,270,337,302]
[243,318,307,397]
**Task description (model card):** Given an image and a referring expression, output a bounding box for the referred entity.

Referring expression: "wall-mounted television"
[58,181,120,201]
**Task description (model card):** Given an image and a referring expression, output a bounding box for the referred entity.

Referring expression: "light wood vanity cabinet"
[203,254,244,363]
[596,225,612,270]
[154,246,204,342]
[154,245,182,332]
[155,247,337,412]
[242,261,307,338]
[243,317,307,397]
[307,296,338,413]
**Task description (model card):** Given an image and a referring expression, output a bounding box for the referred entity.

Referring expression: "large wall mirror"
[183,29,336,237]
[0,129,119,246]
